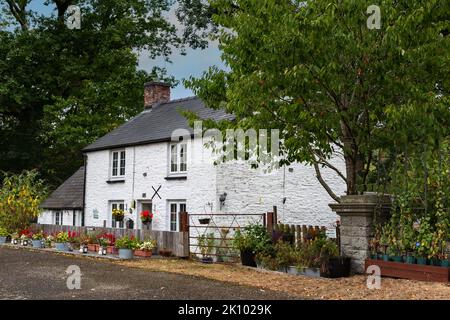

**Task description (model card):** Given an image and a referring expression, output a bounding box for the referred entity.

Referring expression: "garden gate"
[185,212,267,261]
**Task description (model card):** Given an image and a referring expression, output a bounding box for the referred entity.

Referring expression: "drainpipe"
[82,154,87,227]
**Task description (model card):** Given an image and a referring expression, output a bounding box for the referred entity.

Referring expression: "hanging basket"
[142,219,152,225]
[199,218,210,225]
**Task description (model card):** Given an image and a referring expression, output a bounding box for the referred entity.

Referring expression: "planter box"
[297,266,321,278]
[134,250,152,257]
[55,242,68,252]
[88,244,99,252]
[320,257,351,278]
[365,259,450,283]
[0,236,6,244]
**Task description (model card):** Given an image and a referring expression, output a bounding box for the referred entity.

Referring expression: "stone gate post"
[329,193,391,273]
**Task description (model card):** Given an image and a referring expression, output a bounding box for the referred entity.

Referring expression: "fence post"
[273,206,278,224]
[266,212,274,232]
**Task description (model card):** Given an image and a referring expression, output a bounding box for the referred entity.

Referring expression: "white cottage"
[39,82,346,231]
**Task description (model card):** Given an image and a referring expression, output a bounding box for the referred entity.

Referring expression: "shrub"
[55,232,69,243]
[232,224,271,253]
[0,170,47,233]
[0,226,9,237]
[198,233,215,257]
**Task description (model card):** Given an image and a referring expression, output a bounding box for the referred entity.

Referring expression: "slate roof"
[82,97,233,152]
[40,167,85,210]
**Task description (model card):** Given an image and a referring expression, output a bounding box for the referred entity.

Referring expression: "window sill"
[106,179,125,184]
[164,176,187,181]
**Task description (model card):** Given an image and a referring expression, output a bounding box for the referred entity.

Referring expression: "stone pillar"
[329,193,391,273]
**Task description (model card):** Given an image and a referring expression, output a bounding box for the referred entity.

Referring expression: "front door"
[139,201,153,230]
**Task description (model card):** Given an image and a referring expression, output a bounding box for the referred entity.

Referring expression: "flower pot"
[370,254,377,260]
[416,257,428,265]
[0,236,6,244]
[440,260,449,268]
[240,249,256,267]
[405,256,416,264]
[107,246,117,254]
[382,254,390,261]
[430,258,441,266]
[134,250,153,258]
[297,266,321,278]
[287,266,298,275]
[391,256,402,263]
[377,253,383,260]
[320,256,351,278]
[32,240,43,248]
[88,244,99,252]
[201,257,214,264]
[55,242,68,252]
[118,248,134,259]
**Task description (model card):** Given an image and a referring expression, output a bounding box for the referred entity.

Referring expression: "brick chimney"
[144,81,171,109]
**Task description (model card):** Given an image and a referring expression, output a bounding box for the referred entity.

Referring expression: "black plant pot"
[240,249,257,267]
[201,257,214,264]
[320,256,351,278]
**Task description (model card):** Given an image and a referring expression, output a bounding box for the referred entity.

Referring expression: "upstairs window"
[111,150,126,178]
[169,143,187,174]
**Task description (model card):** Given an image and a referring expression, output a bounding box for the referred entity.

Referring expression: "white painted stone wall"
[38,209,82,226]
[41,136,346,234]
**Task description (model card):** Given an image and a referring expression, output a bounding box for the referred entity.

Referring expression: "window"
[55,211,63,225]
[169,143,187,174]
[169,201,186,231]
[111,150,126,178]
[111,202,125,228]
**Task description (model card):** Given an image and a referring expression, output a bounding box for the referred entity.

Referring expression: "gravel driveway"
[0,247,295,300]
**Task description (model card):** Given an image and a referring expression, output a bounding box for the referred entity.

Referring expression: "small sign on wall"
[93,209,99,219]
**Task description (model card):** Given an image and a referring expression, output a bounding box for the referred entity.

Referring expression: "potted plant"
[232,224,271,267]
[115,235,139,259]
[55,232,69,251]
[140,210,154,225]
[198,233,215,263]
[135,240,157,257]
[45,234,54,248]
[274,241,296,274]
[112,208,125,222]
[0,226,9,244]
[198,218,210,225]
[87,232,100,252]
[31,231,45,248]
[159,248,173,257]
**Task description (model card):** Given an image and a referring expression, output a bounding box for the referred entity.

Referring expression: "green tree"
[185,0,450,201]
[0,0,182,187]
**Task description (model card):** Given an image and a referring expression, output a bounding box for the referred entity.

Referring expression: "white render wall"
[38,209,82,226]
[80,135,346,232]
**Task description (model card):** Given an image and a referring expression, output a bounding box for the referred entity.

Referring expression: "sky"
[27,0,225,99]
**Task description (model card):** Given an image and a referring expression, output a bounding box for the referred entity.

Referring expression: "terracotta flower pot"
[88,244,99,252]
[134,250,152,257]
[107,246,117,254]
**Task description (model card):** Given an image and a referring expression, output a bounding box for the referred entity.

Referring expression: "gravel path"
[0,247,296,300]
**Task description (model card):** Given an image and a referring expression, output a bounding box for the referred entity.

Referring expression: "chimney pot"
[144,81,171,109]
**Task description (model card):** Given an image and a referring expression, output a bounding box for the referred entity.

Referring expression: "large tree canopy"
[186,0,450,201]
[0,0,194,187]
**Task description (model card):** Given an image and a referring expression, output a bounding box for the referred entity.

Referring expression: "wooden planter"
[134,250,153,257]
[365,259,450,283]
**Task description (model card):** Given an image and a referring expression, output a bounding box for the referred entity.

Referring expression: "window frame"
[169,142,188,175]
[55,211,63,225]
[110,149,126,179]
[168,201,186,232]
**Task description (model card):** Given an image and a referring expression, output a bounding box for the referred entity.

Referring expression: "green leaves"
[186,0,450,198]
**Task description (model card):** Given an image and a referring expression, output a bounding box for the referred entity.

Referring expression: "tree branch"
[312,156,341,203]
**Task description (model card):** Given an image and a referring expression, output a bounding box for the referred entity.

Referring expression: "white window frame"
[110,149,126,179]
[169,142,187,175]
[55,211,63,225]
[111,201,125,228]
[168,201,186,232]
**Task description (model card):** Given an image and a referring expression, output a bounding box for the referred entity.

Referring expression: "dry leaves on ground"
[116,258,450,300]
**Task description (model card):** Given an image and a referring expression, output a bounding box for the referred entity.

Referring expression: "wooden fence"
[31,224,189,257]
